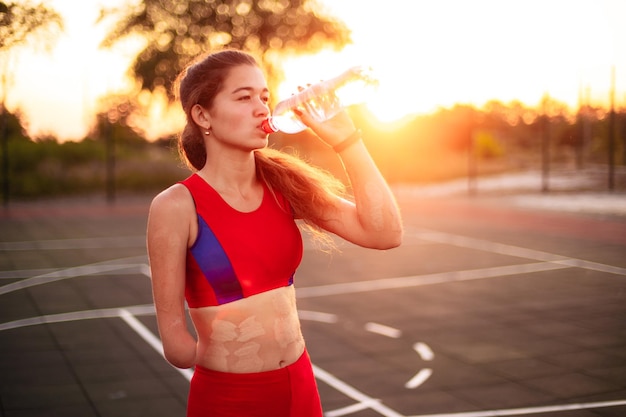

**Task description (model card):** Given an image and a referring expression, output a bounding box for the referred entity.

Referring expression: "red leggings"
[187,349,323,417]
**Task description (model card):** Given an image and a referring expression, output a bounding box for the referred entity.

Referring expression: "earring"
[204,128,211,136]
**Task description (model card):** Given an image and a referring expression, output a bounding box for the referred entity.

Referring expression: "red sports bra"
[181,174,303,308]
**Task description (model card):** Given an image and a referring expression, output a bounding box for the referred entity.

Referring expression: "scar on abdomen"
[271,291,294,317]
[232,342,263,372]
[210,319,238,342]
[274,316,301,348]
[205,344,229,370]
[237,316,266,342]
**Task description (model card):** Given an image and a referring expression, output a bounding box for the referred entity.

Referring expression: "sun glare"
[4,0,626,141]
[6,0,143,141]
[279,0,623,126]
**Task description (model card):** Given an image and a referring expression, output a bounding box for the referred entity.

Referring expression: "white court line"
[0,236,146,251]
[0,304,155,332]
[405,343,434,389]
[365,322,402,339]
[325,399,384,417]
[297,262,569,299]
[298,310,339,323]
[0,268,143,280]
[118,308,194,381]
[405,368,433,389]
[0,305,333,332]
[0,268,59,279]
[297,227,626,300]
[0,261,147,296]
[553,258,626,275]
[140,263,151,278]
[413,229,626,277]
[406,399,626,417]
[4,306,626,417]
[414,342,434,361]
[116,306,400,417]
[412,230,569,263]
[312,364,405,417]
[3,230,625,417]
[117,307,406,417]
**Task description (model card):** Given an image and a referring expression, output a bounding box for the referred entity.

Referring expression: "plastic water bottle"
[261,66,377,134]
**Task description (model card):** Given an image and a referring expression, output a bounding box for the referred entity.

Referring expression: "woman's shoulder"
[150,182,195,218]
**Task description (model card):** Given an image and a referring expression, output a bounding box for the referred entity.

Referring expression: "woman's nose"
[255,99,270,116]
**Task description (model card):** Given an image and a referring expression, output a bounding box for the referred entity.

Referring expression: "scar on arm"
[364,182,385,232]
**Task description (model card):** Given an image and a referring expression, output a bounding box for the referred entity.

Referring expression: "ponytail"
[179,123,206,171]
[255,148,345,247]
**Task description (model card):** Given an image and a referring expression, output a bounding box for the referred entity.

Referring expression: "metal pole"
[1,56,9,208]
[623,92,626,167]
[576,82,584,170]
[1,108,8,208]
[623,110,626,169]
[467,128,477,196]
[608,66,615,191]
[105,122,116,204]
[582,86,593,169]
[541,98,550,193]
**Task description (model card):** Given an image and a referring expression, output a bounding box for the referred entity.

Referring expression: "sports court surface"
[1,181,625,417]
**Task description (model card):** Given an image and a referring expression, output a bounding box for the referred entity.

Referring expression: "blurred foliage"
[0,1,63,51]
[8,137,103,196]
[1,2,622,201]
[100,0,351,96]
[473,130,504,159]
[1,101,624,200]
[0,106,25,137]
[0,107,187,198]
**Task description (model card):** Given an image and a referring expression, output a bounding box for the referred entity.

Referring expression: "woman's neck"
[198,150,260,197]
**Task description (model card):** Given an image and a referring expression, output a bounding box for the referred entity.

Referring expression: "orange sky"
[2,0,626,141]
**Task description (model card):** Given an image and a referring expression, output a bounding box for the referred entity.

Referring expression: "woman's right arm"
[146,184,197,369]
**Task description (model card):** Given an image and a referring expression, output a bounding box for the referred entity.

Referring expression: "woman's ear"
[191,104,211,131]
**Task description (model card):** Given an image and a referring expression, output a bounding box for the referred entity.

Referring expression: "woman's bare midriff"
[190,285,305,374]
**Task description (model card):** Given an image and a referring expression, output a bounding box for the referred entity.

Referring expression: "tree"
[0,1,63,111]
[0,1,63,51]
[1,1,63,205]
[0,1,63,103]
[100,0,351,97]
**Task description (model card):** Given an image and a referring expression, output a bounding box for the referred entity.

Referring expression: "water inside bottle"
[262,66,377,134]
[268,111,306,134]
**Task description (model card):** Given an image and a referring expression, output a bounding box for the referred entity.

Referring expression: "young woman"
[146,49,402,417]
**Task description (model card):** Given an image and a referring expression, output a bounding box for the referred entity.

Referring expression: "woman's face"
[206,64,271,150]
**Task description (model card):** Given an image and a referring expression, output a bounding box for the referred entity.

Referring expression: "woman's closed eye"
[238,94,266,101]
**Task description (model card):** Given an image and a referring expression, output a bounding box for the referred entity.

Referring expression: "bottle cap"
[261,118,278,133]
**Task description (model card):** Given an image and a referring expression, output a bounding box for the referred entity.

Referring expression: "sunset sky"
[3,0,626,141]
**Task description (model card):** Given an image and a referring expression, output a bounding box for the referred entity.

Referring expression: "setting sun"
[3,0,626,141]
[279,0,625,127]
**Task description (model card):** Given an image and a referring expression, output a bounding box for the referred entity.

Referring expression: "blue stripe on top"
[190,214,244,304]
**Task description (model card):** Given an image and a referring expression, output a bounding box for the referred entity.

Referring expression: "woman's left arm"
[298,109,403,249]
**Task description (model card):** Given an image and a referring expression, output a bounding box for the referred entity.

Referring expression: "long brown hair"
[174,49,345,232]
